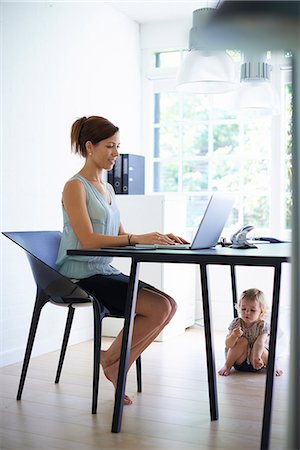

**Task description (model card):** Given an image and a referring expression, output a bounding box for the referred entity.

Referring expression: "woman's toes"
[124,394,133,405]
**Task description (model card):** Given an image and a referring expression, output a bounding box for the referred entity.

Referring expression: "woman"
[56,115,188,404]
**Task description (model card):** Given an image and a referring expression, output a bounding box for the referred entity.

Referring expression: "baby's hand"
[232,327,243,338]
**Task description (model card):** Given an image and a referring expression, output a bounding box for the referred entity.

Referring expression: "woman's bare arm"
[63,179,186,249]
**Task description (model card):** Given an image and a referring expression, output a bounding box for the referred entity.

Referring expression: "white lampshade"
[234,79,280,116]
[234,54,280,115]
[176,8,237,94]
[176,49,237,94]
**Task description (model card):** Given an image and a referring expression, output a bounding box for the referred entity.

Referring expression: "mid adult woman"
[56,115,187,404]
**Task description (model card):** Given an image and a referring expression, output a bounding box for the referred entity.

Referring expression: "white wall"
[1,2,141,366]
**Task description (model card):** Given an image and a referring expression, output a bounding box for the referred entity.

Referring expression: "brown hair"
[70,116,119,157]
[237,288,268,317]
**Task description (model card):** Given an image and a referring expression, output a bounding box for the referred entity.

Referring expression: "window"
[283,80,292,229]
[144,50,292,236]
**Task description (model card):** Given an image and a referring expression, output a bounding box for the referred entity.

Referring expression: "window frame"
[141,48,292,239]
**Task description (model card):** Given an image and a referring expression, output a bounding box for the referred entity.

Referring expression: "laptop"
[124,193,233,251]
[135,193,234,250]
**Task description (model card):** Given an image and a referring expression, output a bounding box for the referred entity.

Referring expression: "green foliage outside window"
[153,92,273,229]
[285,83,292,229]
[183,124,208,157]
[152,51,292,232]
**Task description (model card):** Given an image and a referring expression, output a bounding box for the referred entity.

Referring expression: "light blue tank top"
[56,174,121,278]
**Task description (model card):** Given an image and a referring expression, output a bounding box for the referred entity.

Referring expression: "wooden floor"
[0,326,289,450]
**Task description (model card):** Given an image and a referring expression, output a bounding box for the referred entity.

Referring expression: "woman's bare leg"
[101,288,177,403]
[102,288,176,367]
[218,337,248,376]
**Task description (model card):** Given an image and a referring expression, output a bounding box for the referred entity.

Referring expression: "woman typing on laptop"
[56,115,188,405]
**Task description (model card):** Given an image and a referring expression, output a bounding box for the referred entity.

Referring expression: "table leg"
[199,264,219,420]
[111,260,140,433]
[260,263,282,450]
[230,265,238,318]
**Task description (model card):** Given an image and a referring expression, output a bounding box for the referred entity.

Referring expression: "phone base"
[230,243,257,249]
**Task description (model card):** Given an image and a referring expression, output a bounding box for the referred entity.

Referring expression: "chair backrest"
[2,231,91,304]
[3,230,62,269]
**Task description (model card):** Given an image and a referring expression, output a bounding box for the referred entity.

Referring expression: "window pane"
[284,82,292,229]
[286,158,292,194]
[285,194,292,229]
[186,195,209,228]
[183,160,208,192]
[154,52,160,68]
[183,94,209,120]
[158,124,180,158]
[244,118,272,159]
[227,206,239,228]
[154,93,160,124]
[213,124,239,153]
[183,124,208,157]
[212,100,238,120]
[154,51,181,68]
[150,59,285,232]
[211,154,239,191]
[153,161,178,192]
[154,127,160,158]
[243,159,270,192]
[160,92,180,122]
[243,195,269,228]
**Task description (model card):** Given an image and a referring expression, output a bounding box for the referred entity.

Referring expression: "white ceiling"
[107,1,219,24]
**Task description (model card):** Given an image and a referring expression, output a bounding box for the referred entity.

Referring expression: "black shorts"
[76,273,157,316]
[233,360,262,372]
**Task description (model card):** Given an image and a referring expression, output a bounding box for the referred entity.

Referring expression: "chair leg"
[136,356,142,393]
[55,306,75,384]
[92,299,103,414]
[17,289,48,400]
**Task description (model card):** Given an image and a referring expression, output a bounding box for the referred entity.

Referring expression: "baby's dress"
[226,318,270,364]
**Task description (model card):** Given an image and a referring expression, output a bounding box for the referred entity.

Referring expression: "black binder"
[107,154,145,195]
[122,154,145,195]
[113,156,122,194]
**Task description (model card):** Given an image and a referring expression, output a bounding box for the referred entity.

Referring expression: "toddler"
[218,288,283,376]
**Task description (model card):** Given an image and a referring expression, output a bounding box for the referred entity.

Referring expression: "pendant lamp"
[234,51,279,115]
[176,8,237,94]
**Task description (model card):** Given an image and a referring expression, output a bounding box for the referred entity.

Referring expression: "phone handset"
[230,225,257,248]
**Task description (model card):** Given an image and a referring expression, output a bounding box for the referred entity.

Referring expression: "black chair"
[2,230,141,413]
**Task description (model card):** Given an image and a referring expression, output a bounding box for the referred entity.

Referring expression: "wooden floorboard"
[0,327,289,450]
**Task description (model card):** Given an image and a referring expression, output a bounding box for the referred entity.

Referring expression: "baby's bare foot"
[252,357,264,370]
[218,365,231,376]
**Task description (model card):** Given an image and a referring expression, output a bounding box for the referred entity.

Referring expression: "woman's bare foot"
[101,351,133,405]
[218,365,232,376]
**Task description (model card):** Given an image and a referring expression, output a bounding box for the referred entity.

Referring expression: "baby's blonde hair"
[236,288,268,317]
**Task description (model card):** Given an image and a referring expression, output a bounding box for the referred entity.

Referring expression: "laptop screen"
[190,194,234,249]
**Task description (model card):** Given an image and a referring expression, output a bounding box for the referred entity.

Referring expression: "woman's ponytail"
[70,115,119,158]
[71,116,87,156]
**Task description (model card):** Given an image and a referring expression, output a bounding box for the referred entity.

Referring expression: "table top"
[67,242,291,266]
